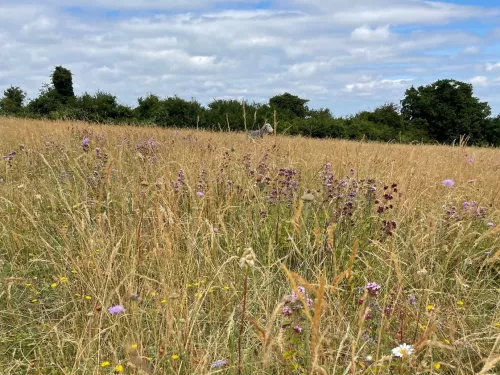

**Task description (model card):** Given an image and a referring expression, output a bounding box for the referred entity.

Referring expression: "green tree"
[0,86,26,115]
[401,79,491,144]
[269,92,309,120]
[51,66,75,102]
[26,84,61,118]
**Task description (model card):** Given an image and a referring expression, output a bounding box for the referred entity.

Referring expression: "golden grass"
[0,117,499,374]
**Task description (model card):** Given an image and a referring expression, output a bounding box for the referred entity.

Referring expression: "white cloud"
[469,76,488,87]
[351,25,391,42]
[1,0,500,116]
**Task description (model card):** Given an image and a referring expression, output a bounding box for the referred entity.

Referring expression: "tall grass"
[0,117,499,374]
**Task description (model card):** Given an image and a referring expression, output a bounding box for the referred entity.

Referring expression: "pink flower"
[107,305,125,315]
[196,191,204,197]
[442,179,455,187]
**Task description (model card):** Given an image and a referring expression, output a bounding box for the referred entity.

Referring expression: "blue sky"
[1,0,500,116]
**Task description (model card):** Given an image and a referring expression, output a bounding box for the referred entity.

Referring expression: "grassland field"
[0,117,499,375]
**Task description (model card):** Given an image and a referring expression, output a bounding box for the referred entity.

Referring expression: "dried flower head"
[239,247,256,271]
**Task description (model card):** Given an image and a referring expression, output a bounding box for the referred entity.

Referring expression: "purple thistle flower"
[107,305,125,315]
[467,157,474,163]
[211,359,227,368]
[297,286,305,294]
[213,227,220,233]
[366,282,381,297]
[442,179,455,187]
[408,295,417,305]
[196,191,204,197]
[293,325,302,333]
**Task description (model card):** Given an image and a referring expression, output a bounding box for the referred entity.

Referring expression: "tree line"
[1,66,499,146]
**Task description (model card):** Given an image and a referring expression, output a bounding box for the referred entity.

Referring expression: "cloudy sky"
[1,0,500,116]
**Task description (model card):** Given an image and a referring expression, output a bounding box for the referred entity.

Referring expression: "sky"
[1,0,500,116]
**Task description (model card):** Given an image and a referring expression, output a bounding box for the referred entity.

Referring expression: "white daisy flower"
[392,343,415,358]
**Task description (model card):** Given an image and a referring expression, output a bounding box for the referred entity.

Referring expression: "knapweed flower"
[82,137,90,152]
[442,179,455,187]
[366,282,381,297]
[101,361,111,367]
[108,305,126,315]
[211,359,227,368]
[408,295,417,305]
[293,325,302,333]
[391,343,414,358]
[196,191,204,197]
[114,364,124,373]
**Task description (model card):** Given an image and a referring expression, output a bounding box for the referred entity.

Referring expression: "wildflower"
[59,277,68,283]
[25,283,32,287]
[51,283,57,288]
[151,291,157,297]
[193,282,200,287]
[161,298,167,303]
[101,361,111,367]
[239,247,256,271]
[444,339,451,344]
[293,325,302,333]
[442,179,455,187]
[31,298,38,303]
[82,137,90,152]
[213,227,220,233]
[487,222,496,227]
[434,363,441,370]
[114,364,123,373]
[282,306,293,316]
[211,359,227,368]
[408,295,417,305]
[306,298,313,307]
[196,191,204,197]
[366,282,381,297]
[75,293,81,297]
[108,305,126,315]
[365,355,373,362]
[171,354,179,360]
[131,344,137,349]
[223,286,230,291]
[457,300,464,307]
[364,313,373,320]
[297,286,306,294]
[130,293,142,302]
[71,270,77,274]
[194,293,202,297]
[391,343,414,358]
[426,304,434,311]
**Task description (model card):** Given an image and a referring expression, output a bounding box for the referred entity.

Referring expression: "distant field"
[0,117,499,374]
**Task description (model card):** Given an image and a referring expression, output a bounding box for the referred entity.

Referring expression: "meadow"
[0,117,499,374]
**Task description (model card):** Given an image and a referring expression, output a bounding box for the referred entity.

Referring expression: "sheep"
[248,123,274,139]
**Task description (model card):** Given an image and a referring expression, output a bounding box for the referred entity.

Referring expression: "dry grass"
[0,117,499,374]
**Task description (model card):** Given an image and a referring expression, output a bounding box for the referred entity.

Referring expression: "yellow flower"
[25,283,32,287]
[495,323,500,328]
[223,286,230,291]
[131,344,137,349]
[75,293,81,297]
[194,293,201,297]
[457,300,464,306]
[426,304,434,311]
[31,299,38,303]
[95,249,101,253]
[51,283,57,288]
[151,292,157,297]
[161,299,167,304]
[72,205,78,209]
[71,270,77,274]
[85,295,92,300]
[147,357,153,361]
[114,364,124,373]
[444,339,451,345]
[193,282,200,287]
[101,361,110,368]
[434,363,441,370]
[59,277,68,283]
[419,324,427,330]
[186,283,193,288]
[171,354,179,360]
